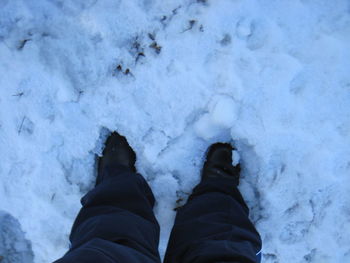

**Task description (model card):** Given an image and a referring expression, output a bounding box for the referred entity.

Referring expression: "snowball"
[210,96,239,128]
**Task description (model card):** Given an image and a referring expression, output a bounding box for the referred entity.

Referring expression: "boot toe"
[202,142,240,185]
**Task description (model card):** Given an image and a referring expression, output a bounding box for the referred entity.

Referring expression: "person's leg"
[164,144,262,263]
[53,133,161,263]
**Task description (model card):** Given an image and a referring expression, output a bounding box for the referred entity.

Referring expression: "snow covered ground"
[0,0,350,262]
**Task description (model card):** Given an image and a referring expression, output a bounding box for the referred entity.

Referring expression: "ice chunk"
[232,150,240,166]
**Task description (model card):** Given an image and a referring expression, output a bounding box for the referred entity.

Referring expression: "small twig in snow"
[182,20,197,33]
[172,6,181,15]
[150,42,162,54]
[17,39,31,50]
[148,33,155,41]
[113,64,134,78]
[136,52,145,63]
[12,92,24,97]
[18,116,26,134]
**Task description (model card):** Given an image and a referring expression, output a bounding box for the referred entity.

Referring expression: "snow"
[0,0,349,262]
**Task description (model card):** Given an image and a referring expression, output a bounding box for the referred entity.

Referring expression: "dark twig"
[12,92,24,97]
[18,39,31,50]
[182,20,197,33]
[148,33,155,41]
[18,116,26,134]
[150,42,162,54]
[113,64,134,77]
[136,52,145,63]
[172,6,181,15]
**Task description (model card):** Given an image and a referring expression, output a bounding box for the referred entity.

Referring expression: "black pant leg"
[53,165,161,263]
[164,177,262,263]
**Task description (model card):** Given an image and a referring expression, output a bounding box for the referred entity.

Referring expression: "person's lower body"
[53,133,261,263]
[54,168,261,263]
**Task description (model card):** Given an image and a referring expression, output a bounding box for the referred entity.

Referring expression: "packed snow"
[0,0,350,262]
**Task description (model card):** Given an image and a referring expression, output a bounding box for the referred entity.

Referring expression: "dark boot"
[201,143,240,185]
[96,132,136,185]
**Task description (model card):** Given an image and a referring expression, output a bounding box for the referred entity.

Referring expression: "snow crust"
[0,0,350,262]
